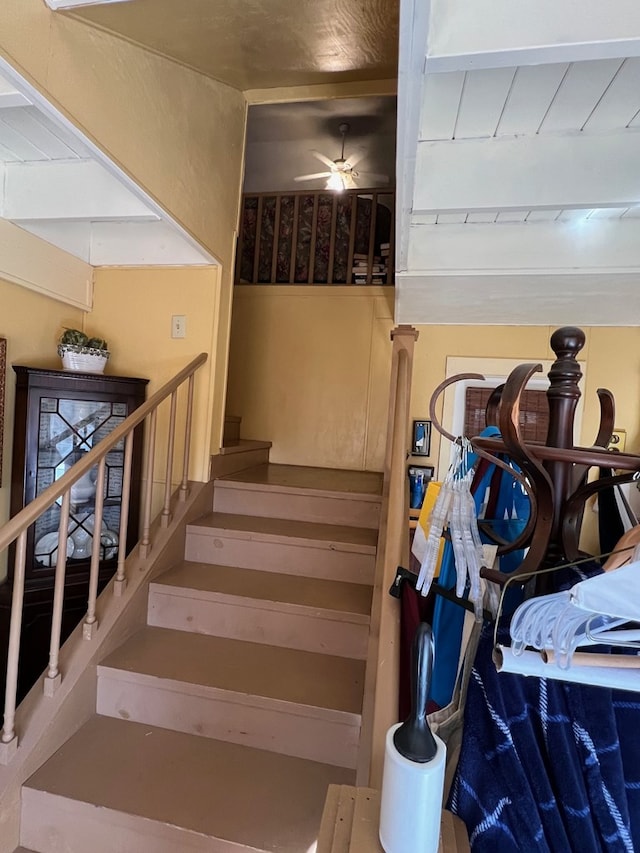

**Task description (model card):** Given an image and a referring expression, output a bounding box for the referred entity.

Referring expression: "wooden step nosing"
[97,667,362,724]
[214,478,382,504]
[218,440,272,456]
[21,788,260,853]
[148,584,371,625]
[186,524,377,555]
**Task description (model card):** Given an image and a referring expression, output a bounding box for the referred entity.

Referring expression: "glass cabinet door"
[33,396,127,569]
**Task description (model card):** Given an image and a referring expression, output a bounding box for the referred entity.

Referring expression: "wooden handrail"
[0,353,207,554]
[360,325,419,789]
[0,352,208,759]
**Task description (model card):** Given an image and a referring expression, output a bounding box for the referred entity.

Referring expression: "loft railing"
[236,188,395,285]
[359,325,419,788]
[0,353,207,762]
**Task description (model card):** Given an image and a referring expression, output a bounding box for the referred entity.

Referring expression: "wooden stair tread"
[99,626,365,714]
[219,464,383,498]
[25,716,354,852]
[218,439,272,455]
[153,562,373,617]
[189,512,378,551]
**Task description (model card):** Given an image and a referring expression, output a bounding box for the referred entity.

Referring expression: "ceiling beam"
[407,218,640,275]
[0,219,92,309]
[2,160,159,222]
[44,0,132,9]
[395,271,640,326]
[0,76,31,109]
[89,221,214,266]
[17,220,215,266]
[395,0,432,273]
[426,0,640,71]
[414,132,640,213]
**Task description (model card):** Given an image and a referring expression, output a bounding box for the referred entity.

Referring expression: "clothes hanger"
[603,523,640,571]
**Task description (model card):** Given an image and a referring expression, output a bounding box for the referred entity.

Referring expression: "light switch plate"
[608,429,626,453]
[171,315,186,339]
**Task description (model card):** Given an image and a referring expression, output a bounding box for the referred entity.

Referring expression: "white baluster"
[0,531,27,762]
[83,458,106,640]
[161,391,177,527]
[179,374,195,501]
[114,431,134,596]
[139,409,157,558]
[44,491,71,695]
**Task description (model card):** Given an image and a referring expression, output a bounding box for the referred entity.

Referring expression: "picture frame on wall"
[411,419,431,456]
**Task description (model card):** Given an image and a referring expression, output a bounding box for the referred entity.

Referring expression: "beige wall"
[227,286,396,470]
[90,267,221,487]
[0,0,247,458]
[227,286,640,474]
[0,276,84,579]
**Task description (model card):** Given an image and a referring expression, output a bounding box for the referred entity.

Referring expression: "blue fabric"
[428,429,530,708]
[448,622,640,852]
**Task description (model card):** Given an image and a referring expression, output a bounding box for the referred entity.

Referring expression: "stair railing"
[362,325,418,788]
[0,352,207,762]
[236,188,395,285]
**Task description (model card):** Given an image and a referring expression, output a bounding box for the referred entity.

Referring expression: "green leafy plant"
[58,329,109,352]
[59,329,89,348]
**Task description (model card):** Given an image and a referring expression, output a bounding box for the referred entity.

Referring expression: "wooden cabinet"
[1,365,148,702]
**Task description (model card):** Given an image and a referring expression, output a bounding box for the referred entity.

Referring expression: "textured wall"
[0,276,84,579]
[0,1,247,460]
[227,287,640,475]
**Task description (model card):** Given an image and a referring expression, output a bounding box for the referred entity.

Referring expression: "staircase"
[16,461,382,852]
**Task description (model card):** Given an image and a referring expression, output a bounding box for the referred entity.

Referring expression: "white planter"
[58,344,110,374]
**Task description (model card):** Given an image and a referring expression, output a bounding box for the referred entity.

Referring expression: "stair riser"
[148,589,369,658]
[21,789,255,853]
[184,531,375,585]
[96,674,360,769]
[213,484,380,529]
[211,447,270,479]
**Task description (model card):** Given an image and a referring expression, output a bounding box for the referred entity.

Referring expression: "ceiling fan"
[294,122,389,191]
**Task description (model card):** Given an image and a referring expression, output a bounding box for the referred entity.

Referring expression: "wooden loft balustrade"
[236,187,395,286]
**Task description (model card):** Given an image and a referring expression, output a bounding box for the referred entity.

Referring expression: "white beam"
[19,220,92,262]
[395,0,432,272]
[414,132,640,213]
[90,221,215,266]
[0,219,92,309]
[395,271,640,326]
[0,56,219,267]
[0,76,31,108]
[407,218,640,274]
[426,0,640,71]
[2,160,159,222]
[44,0,132,8]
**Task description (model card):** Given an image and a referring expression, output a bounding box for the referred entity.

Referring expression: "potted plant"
[57,329,110,374]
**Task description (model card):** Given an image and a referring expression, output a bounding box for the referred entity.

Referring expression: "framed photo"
[411,419,431,456]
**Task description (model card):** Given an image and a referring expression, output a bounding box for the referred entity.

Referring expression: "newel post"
[361,324,419,789]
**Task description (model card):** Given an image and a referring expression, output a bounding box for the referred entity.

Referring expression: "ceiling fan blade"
[310,150,337,169]
[294,171,332,182]
[344,151,366,168]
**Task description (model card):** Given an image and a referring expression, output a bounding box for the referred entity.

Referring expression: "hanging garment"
[448,621,640,852]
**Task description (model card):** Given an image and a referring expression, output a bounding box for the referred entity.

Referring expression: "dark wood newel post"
[544,326,585,563]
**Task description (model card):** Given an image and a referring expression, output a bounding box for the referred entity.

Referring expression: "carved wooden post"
[544,326,585,564]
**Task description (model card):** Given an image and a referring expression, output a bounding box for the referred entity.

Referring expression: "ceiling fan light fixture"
[326,172,347,192]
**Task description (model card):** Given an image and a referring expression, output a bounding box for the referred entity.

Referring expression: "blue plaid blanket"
[448,624,640,852]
